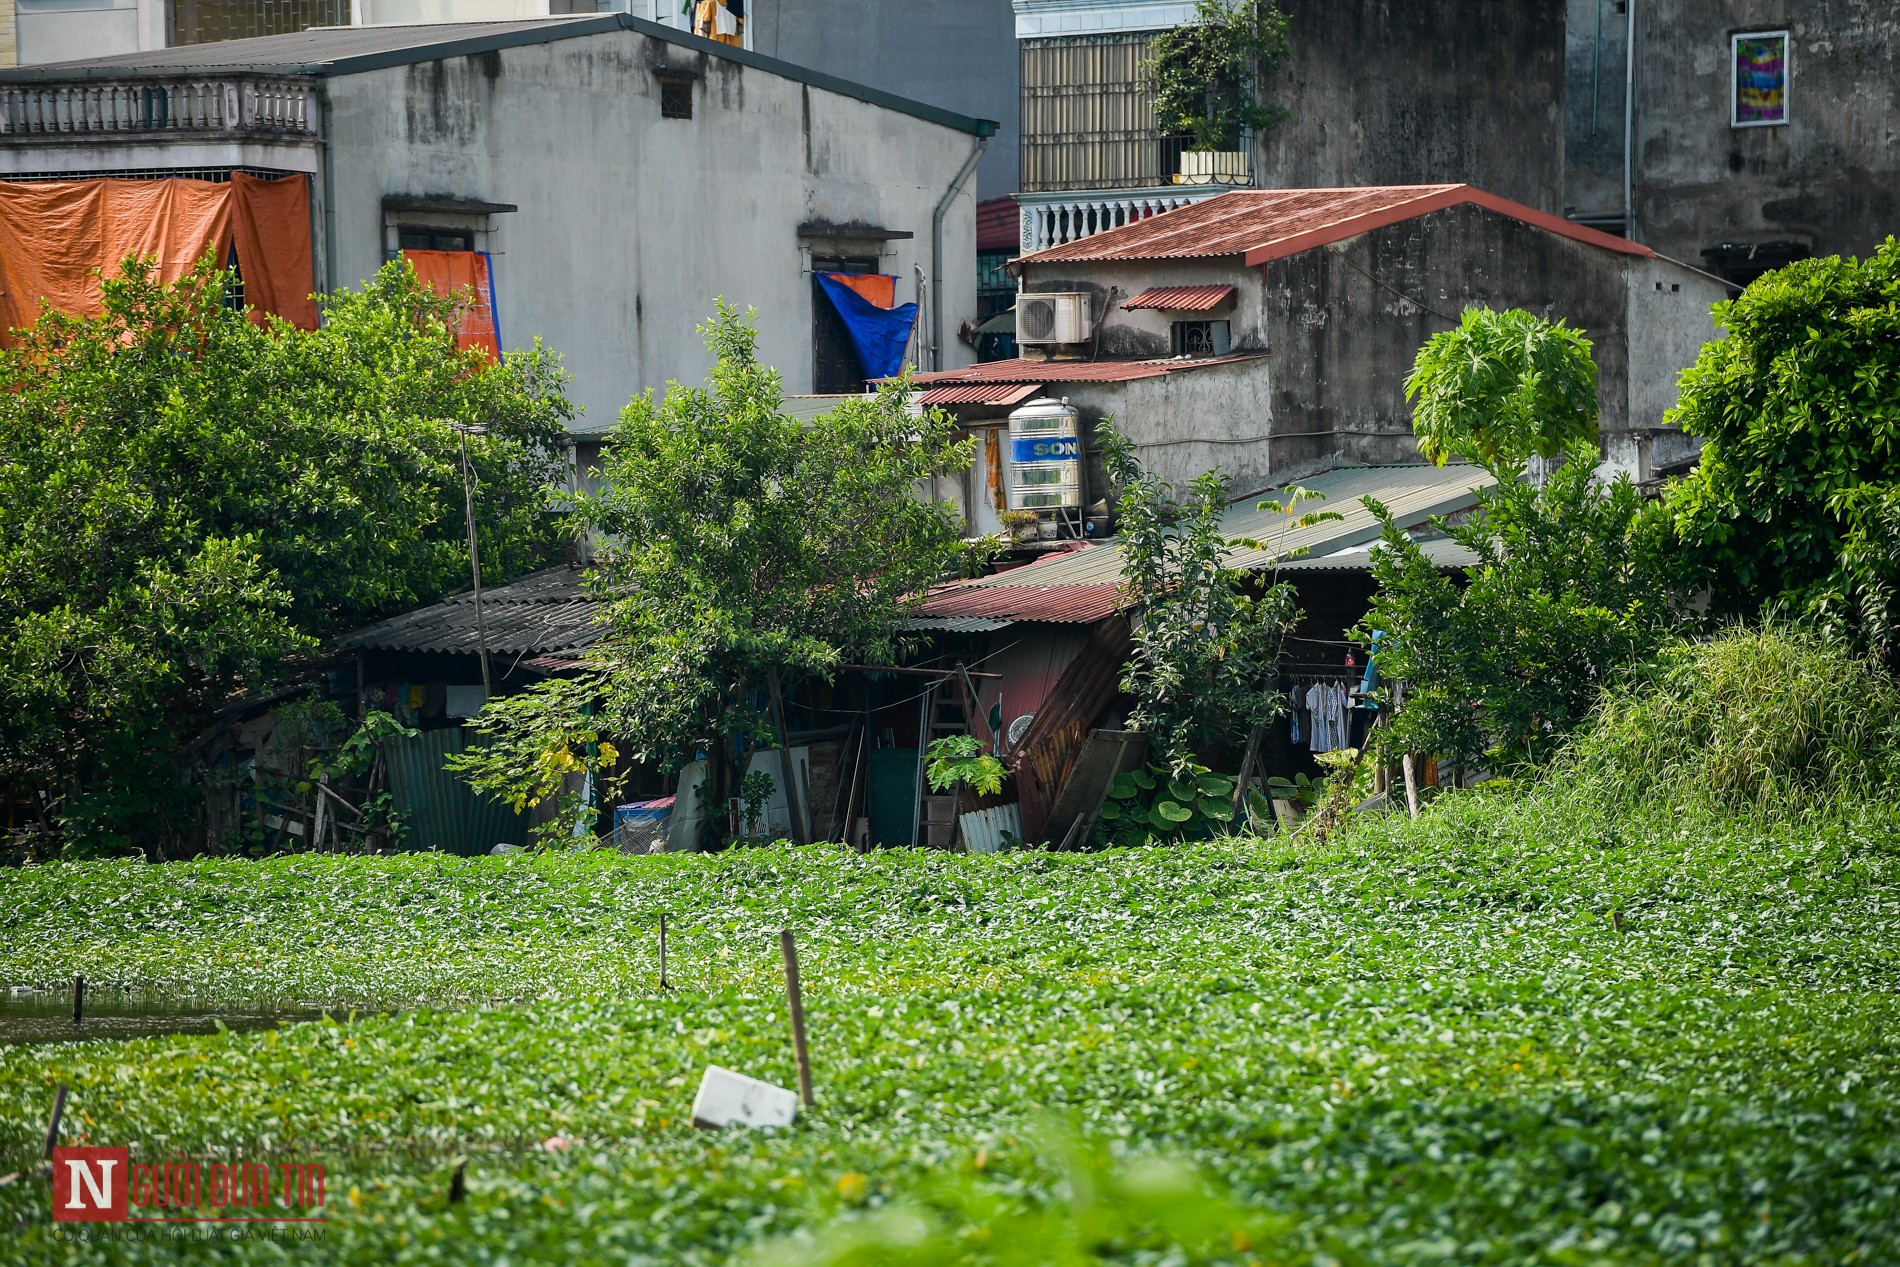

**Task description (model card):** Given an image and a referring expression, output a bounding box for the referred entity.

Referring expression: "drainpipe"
[317,81,338,296]
[1622,0,1638,242]
[930,133,989,371]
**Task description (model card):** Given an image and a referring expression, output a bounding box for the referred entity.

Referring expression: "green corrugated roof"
[974,464,1493,588]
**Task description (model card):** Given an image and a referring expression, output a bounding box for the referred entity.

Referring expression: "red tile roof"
[1019,185,1655,267]
[909,354,1262,386]
[920,581,1123,625]
[1121,284,1237,312]
[977,196,1020,253]
[917,382,1044,407]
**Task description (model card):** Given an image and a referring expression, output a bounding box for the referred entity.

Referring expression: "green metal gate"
[382,727,528,856]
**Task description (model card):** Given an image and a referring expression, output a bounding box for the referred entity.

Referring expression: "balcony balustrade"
[0,76,318,139]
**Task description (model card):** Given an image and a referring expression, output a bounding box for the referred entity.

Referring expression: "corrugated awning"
[917,581,1124,625]
[917,382,1042,407]
[1121,284,1236,312]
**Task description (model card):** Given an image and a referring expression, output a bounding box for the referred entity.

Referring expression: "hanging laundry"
[694,0,742,45]
[815,273,918,379]
[1287,684,1303,745]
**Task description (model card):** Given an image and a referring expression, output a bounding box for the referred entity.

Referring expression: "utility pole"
[457,427,494,699]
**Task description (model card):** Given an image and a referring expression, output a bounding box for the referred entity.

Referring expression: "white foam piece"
[690,1065,799,1129]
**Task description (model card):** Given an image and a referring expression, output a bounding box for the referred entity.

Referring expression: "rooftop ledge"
[0,76,318,141]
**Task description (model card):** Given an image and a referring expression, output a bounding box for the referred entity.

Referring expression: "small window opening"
[398,226,475,252]
[658,74,694,120]
[1171,319,1230,358]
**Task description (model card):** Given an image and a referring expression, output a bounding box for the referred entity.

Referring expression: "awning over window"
[0,172,317,344]
[1120,283,1236,312]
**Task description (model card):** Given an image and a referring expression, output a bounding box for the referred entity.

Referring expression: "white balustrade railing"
[1018,191,1214,255]
[0,76,318,138]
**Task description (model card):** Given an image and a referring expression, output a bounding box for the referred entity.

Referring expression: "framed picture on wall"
[1731,30,1790,127]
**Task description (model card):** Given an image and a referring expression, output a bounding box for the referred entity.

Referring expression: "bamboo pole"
[779,930,814,1108]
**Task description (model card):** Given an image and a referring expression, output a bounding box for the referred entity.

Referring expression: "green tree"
[1361,440,1684,771]
[1147,0,1290,153]
[454,303,977,847]
[0,255,573,855]
[1406,307,1600,468]
[1663,241,1900,652]
[1102,426,1319,774]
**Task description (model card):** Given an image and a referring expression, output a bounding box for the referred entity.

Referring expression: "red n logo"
[51,1147,128,1222]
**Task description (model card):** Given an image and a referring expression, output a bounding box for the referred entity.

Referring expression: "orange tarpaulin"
[821,271,895,309]
[402,248,500,358]
[0,172,316,344]
[231,173,318,330]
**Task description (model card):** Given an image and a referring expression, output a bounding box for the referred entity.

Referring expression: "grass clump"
[1566,624,1900,819]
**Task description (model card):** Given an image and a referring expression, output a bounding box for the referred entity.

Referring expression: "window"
[812,256,878,394]
[1171,320,1230,358]
[658,74,694,121]
[397,226,474,252]
[1731,31,1789,128]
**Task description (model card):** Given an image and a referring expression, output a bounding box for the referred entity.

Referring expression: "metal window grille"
[168,0,348,46]
[0,166,296,183]
[658,75,694,120]
[1020,34,1187,193]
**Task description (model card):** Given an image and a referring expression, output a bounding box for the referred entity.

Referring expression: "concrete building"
[749,0,1018,204]
[1566,0,1898,278]
[1012,0,1569,255]
[910,185,1728,505]
[0,15,993,427]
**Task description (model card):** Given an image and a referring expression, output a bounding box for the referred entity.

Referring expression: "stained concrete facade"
[1257,0,1568,216]
[0,17,991,428]
[1013,201,1726,491]
[1566,0,1900,268]
[750,0,1019,203]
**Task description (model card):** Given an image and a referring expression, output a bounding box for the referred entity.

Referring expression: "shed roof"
[333,564,601,657]
[1017,185,1653,267]
[0,15,999,137]
[967,464,1494,589]
[907,354,1261,387]
[917,382,1043,407]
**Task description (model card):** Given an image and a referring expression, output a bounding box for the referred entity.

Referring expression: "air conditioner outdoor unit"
[1015,292,1091,345]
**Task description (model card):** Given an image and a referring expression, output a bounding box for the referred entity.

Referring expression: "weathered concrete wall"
[751,0,1019,203]
[327,26,979,428]
[1019,255,1269,360]
[1257,0,1567,214]
[1563,0,1630,224]
[1259,205,1706,467]
[1631,0,1900,264]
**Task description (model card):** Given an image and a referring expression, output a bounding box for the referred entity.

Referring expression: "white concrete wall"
[1624,255,1726,434]
[324,25,982,427]
[18,1,138,64]
[1020,254,1266,360]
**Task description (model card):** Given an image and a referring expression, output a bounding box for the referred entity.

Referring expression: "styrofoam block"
[691,1065,799,1129]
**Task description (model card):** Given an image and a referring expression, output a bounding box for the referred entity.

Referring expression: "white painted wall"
[18,0,137,65]
[324,27,981,428]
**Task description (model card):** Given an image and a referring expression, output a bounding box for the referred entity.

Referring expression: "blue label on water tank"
[1011,436,1079,462]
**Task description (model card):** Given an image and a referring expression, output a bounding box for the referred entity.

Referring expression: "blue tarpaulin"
[815,273,918,381]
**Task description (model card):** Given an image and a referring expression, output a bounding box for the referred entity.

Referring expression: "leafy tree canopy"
[1360,440,1686,771]
[1406,307,1599,468]
[1662,240,1900,651]
[1103,425,1321,776]
[0,255,573,853]
[1147,0,1290,153]
[454,303,978,846]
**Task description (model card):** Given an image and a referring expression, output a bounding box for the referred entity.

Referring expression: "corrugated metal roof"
[1017,186,1654,266]
[978,197,1020,253]
[1121,284,1237,311]
[908,354,1261,386]
[918,581,1125,624]
[783,393,868,421]
[1279,535,1480,572]
[0,15,1000,138]
[333,565,602,656]
[904,615,1016,633]
[917,382,1042,407]
[970,465,1494,588]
